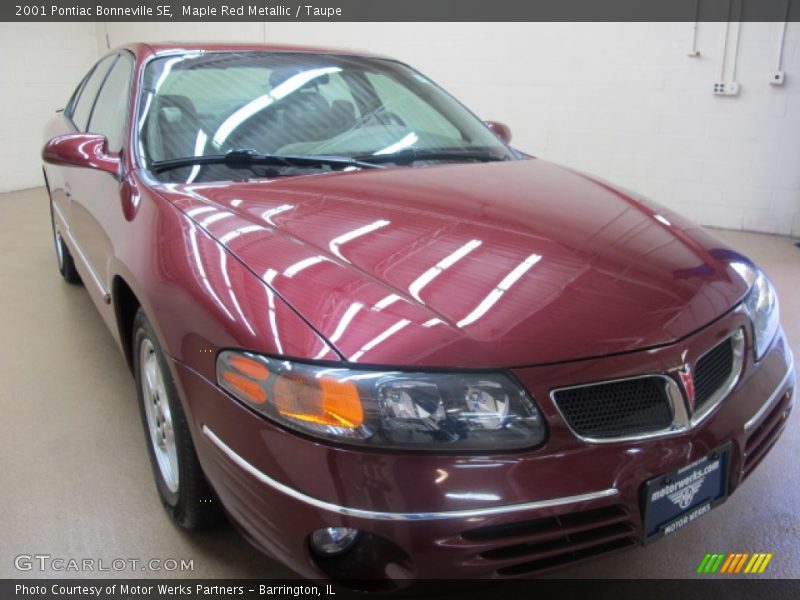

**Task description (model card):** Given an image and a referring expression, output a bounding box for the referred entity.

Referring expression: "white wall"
[99,21,800,236]
[4,22,799,236]
[0,23,97,192]
[262,22,800,236]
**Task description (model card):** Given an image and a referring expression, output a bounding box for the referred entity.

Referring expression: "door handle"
[64,182,72,198]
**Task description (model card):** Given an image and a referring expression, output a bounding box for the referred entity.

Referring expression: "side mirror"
[485,121,512,144]
[42,133,120,176]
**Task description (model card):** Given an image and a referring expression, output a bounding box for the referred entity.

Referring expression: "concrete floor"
[0,186,798,579]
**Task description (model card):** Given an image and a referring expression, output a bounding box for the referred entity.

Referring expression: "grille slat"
[494,536,637,576]
[743,389,792,477]
[460,511,631,549]
[458,504,637,576]
[478,522,635,563]
[693,337,735,410]
[553,377,673,439]
[462,504,628,543]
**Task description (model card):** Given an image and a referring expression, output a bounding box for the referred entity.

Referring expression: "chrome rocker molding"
[201,425,619,521]
[744,351,795,432]
[550,329,745,445]
[51,200,111,303]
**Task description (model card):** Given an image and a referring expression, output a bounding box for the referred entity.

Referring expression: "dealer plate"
[642,443,732,543]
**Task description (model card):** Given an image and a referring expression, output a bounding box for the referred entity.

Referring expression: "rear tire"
[49,200,81,284]
[132,309,222,530]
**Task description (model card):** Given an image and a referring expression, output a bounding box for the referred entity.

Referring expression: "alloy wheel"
[139,338,180,493]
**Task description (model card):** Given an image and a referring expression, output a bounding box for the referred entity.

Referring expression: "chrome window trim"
[131,49,205,185]
[744,351,795,432]
[201,425,618,521]
[550,329,745,445]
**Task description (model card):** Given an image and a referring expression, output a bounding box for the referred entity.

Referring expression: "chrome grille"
[688,329,745,426]
[694,337,735,411]
[552,376,674,440]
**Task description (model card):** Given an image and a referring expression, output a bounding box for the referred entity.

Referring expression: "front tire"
[132,309,221,529]
[49,200,80,284]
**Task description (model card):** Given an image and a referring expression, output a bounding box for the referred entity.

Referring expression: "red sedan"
[42,43,794,583]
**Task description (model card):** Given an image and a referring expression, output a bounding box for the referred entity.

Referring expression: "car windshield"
[138,51,517,183]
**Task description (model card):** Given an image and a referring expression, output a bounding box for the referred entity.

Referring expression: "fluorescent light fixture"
[374,132,419,155]
[329,219,390,262]
[457,254,541,328]
[261,204,294,225]
[212,67,342,146]
[409,239,481,302]
[373,294,402,311]
[654,213,672,226]
[284,256,326,278]
[349,319,411,362]
[329,303,364,343]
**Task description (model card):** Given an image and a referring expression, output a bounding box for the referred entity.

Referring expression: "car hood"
[154,159,749,368]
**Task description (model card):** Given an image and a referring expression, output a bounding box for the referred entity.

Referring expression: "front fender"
[110,175,339,386]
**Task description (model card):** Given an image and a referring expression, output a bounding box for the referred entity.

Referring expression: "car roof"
[123,41,385,60]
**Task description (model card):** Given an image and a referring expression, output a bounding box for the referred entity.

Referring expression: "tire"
[49,200,81,284]
[132,309,221,529]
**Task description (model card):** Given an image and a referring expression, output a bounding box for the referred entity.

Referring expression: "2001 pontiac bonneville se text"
[41,42,795,585]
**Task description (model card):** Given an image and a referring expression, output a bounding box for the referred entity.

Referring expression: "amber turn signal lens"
[221,370,267,404]
[216,350,546,449]
[228,354,270,380]
[273,375,363,428]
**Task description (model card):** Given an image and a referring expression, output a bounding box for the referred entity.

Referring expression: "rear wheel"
[132,309,221,529]
[49,201,80,284]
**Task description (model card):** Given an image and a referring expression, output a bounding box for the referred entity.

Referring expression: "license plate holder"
[642,442,732,544]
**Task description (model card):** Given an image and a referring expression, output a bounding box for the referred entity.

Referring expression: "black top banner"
[5,0,800,22]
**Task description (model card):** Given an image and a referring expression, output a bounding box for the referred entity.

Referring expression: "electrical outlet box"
[713,81,740,96]
[770,71,785,85]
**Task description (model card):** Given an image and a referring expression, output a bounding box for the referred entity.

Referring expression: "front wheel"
[49,201,80,284]
[132,309,222,529]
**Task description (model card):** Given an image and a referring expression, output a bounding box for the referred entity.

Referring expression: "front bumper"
[174,311,795,581]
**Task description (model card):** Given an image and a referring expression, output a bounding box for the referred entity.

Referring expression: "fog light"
[310,527,361,556]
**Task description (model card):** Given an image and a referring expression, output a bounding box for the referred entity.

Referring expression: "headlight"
[216,351,545,450]
[733,263,780,361]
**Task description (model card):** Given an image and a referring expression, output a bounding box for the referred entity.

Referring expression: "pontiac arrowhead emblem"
[679,365,696,412]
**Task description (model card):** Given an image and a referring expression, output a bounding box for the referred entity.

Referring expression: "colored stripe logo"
[696,552,773,574]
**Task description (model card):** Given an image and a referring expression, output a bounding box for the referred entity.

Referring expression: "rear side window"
[71,55,117,131]
[88,55,134,152]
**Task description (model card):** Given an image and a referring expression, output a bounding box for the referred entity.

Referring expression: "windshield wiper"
[354,149,509,165]
[151,149,383,174]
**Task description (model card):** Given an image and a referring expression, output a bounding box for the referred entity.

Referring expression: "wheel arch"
[42,166,52,195]
[112,274,141,373]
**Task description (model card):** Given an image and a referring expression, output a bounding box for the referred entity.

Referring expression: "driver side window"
[70,55,116,132]
[88,55,134,153]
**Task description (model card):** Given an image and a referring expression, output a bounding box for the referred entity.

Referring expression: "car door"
[47,56,115,251]
[65,52,134,307]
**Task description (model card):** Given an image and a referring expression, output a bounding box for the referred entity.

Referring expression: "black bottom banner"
[4,579,800,600]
